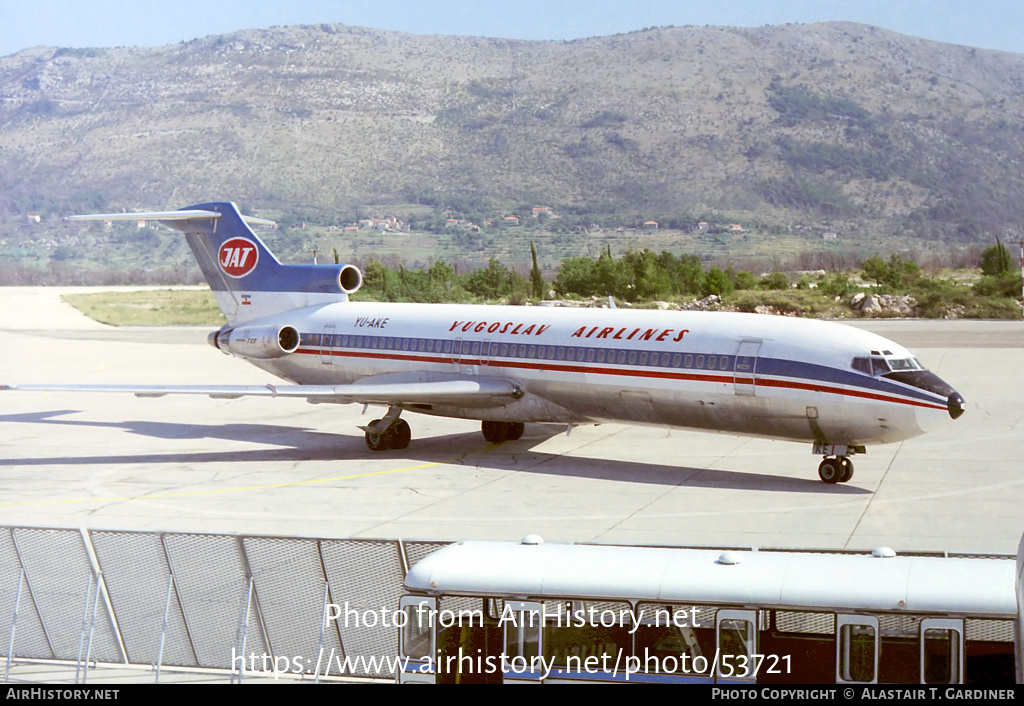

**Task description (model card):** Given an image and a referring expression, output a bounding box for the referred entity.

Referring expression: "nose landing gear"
[813,443,862,484]
[818,456,854,484]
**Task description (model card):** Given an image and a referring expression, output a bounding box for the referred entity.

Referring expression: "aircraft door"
[734,339,761,396]
[320,324,335,366]
[398,596,437,684]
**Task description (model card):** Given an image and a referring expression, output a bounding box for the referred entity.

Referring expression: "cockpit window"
[887,357,923,372]
[853,356,925,376]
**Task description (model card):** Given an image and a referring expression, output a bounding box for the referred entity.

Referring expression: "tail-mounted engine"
[208,324,300,359]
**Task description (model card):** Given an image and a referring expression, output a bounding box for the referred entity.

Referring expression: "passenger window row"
[301,333,735,372]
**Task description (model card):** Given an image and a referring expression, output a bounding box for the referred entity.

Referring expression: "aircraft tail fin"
[68,202,361,324]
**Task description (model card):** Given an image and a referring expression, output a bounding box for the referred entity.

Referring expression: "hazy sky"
[2,0,1022,58]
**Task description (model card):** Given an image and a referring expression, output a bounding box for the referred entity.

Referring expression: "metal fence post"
[74,573,95,684]
[4,569,25,682]
[230,577,254,684]
[155,574,174,683]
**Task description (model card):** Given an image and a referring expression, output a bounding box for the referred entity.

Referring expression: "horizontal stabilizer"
[66,210,276,227]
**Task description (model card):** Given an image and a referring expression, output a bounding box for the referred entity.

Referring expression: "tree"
[529,241,545,299]
[553,257,597,297]
[462,259,528,300]
[731,270,757,291]
[980,240,1013,276]
[702,267,733,297]
[623,249,672,301]
[862,254,919,289]
[759,271,790,290]
[862,256,888,286]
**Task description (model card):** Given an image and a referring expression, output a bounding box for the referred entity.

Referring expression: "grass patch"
[62,289,226,326]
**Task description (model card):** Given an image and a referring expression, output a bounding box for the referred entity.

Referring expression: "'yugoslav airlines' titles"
[571,325,689,343]
[443,319,691,343]
[448,320,552,336]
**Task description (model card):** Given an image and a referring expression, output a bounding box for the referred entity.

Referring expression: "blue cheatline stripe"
[294,332,947,411]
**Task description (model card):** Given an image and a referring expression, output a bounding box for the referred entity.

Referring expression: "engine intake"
[208,324,300,359]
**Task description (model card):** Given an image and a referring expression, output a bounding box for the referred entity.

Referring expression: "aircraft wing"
[1,377,523,408]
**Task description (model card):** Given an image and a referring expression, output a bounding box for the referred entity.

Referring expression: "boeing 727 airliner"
[3,202,965,483]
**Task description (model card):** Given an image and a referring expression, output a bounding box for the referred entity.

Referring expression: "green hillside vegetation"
[62,244,1023,326]
[4,21,1024,281]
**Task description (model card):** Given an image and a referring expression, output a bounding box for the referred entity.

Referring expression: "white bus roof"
[405,540,1016,617]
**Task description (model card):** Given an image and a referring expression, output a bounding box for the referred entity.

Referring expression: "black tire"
[481,420,509,444]
[390,419,412,450]
[365,419,390,451]
[838,457,854,483]
[818,457,841,484]
[506,422,525,441]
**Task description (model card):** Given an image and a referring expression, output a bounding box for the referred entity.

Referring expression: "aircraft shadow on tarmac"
[0,409,869,495]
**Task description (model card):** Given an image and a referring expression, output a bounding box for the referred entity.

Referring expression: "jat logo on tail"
[218,237,259,278]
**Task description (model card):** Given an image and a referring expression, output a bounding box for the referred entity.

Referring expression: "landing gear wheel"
[506,422,525,441]
[838,457,854,483]
[365,419,390,451]
[818,457,842,484]
[390,419,412,450]
[481,420,509,444]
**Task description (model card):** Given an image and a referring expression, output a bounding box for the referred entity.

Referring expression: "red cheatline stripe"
[294,348,948,412]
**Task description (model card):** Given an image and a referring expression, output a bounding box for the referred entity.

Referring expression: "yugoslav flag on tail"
[67,201,362,325]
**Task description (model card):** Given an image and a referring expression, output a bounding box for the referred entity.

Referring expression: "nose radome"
[947,392,965,420]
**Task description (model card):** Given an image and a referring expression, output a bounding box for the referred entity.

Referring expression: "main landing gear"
[481,421,525,444]
[361,409,527,451]
[362,407,411,451]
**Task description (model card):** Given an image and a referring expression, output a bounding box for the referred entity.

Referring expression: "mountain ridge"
[2,20,1023,270]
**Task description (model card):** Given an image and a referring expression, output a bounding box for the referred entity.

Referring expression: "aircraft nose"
[947,392,966,420]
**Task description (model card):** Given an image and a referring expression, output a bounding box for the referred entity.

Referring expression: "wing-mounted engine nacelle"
[208,324,301,359]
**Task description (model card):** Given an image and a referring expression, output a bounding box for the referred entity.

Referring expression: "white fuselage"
[241,301,951,447]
